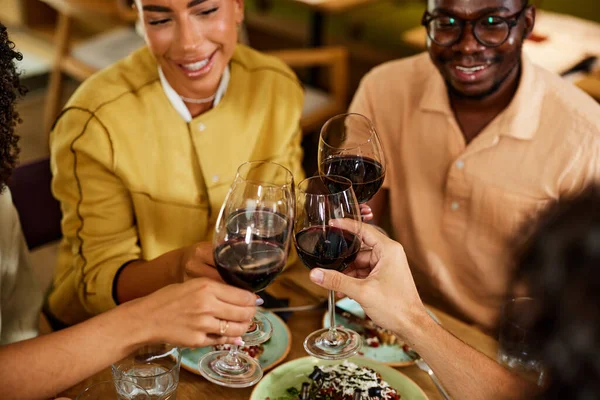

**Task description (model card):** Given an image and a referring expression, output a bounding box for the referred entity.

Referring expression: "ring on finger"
[219,319,229,336]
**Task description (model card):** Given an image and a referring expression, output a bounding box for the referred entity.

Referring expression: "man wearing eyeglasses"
[351,0,600,330]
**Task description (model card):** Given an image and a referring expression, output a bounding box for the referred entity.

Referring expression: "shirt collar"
[419,55,544,141]
[495,56,544,141]
[158,65,231,122]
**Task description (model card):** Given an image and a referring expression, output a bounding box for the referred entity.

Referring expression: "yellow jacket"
[48,45,304,325]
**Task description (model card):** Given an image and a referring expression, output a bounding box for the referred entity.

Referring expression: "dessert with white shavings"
[266,360,401,400]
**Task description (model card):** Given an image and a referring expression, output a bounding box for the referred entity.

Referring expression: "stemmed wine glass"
[318,113,386,204]
[294,175,363,360]
[230,161,295,346]
[198,161,295,387]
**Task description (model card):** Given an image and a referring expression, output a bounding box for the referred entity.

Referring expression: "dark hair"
[515,186,600,399]
[0,23,25,190]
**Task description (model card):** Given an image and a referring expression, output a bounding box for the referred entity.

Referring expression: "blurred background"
[2,0,600,169]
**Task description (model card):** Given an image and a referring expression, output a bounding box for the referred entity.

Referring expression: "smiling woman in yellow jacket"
[47,0,304,326]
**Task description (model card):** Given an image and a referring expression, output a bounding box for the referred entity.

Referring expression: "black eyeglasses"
[421,6,529,48]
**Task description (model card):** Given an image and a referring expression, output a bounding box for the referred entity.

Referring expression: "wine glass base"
[304,328,362,360]
[242,312,273,346]
[198,350,263,388]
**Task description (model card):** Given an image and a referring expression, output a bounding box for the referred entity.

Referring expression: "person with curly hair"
[0,22,43,347]
[0,23,24,189]
[0,24,260,399]
[308,185,600,400]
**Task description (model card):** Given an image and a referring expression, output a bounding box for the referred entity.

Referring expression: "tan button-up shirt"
[350,52,600,328]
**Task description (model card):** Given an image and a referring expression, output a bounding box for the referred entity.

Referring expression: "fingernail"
[310,269,324,284]
[255,298,264,306]
[233,338,245,346]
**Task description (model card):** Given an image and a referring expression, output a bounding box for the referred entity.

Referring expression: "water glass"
[112,344,181,400]
[497,297,545,385]
[76,380,149,400]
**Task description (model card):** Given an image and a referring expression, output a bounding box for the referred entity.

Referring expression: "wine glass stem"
[222,345,243,369]
[327,290,338,341]
[247,319,258,333]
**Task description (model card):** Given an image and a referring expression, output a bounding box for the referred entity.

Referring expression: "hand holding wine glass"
[319,113,386,205]
[294,175,363,360]
[308,219,427,338]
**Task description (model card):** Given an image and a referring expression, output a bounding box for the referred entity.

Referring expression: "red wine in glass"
[295,226,360,272]
[215,239,286,293]
[320,155,385,204]
[319,113,386,204]
[294,175,362,360]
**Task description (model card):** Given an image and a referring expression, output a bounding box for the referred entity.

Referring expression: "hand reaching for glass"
[308,219,429,338]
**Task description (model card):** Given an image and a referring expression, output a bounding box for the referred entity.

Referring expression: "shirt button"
[456,160,464,169]
[212,175,219,183]
[198,123,206,132]
[451,201,460,211]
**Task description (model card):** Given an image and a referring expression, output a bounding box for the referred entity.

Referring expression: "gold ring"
[219,319,229,336]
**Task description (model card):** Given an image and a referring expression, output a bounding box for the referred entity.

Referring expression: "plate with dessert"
[322,298,440,367]
[181,311,291,375]
[250,356,428,400]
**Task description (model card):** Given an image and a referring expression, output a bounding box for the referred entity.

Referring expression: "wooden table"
[59,265,498,399]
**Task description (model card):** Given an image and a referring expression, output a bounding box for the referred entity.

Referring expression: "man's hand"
[309,220,427,338]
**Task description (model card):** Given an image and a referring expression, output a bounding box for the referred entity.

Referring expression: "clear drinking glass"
[294,175,363,359]
[76,380,149,400]
[497,297,545,385]
[112,344,181,400]
[318,113,386,204]
[198,161,295,387]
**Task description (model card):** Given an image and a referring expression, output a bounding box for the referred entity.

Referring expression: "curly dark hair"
[0,23,25,190]
[514,186,600,399]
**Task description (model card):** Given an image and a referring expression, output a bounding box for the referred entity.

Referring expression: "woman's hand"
[133,278,257,348]
[179,242,222,282]
[309,220,427,337]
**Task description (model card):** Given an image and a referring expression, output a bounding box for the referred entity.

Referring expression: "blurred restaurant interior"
[4,0,599,170]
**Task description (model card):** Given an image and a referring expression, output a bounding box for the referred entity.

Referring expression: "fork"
[407,350,452,400]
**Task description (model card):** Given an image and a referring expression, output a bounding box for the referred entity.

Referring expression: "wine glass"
[318,113,386,204]
[198,161,294,387]
[230,161,295,346]
[294,175,363,359]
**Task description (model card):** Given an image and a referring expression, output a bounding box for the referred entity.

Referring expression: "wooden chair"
[41,0,349,134]
[40,0,138,132]
[269,47,348,132]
